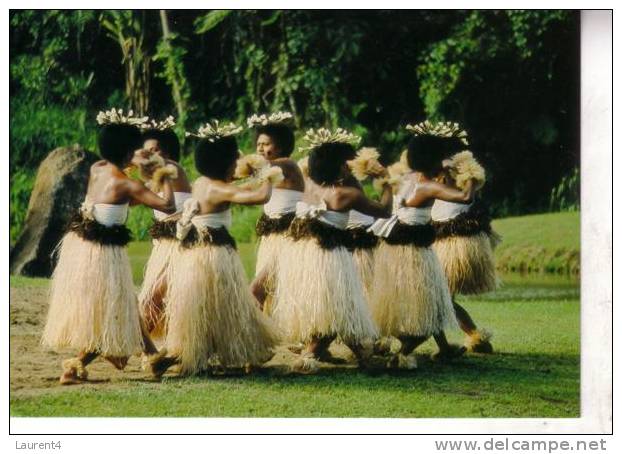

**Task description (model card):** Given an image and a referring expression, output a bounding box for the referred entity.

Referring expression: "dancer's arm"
[125,177,176,213]
[223,181,272,206]
[405,179,475,207]
[350,183,393,218]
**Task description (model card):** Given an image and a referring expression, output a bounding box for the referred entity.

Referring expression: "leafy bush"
[549,167,579,212]
[9,98,98,243]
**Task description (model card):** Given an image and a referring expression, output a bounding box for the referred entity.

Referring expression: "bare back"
[86,160,176,213]
[86,161,133,204]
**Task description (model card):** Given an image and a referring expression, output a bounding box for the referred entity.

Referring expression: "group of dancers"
[41,108,499,384]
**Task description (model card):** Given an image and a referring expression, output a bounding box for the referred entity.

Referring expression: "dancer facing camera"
[246,112,305,313]
[149,121,280,377]
[272,128,393,373]
[369,124,476,369]
[138,117,193,338]
[41,108,177,385]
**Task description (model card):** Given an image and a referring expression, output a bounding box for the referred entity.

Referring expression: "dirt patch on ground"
[10,282,358,398]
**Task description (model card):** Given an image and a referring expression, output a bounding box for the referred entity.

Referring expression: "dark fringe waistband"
[382,221,436,247]
[68,211,132,246]
[149,219,178,240]
[347,226,379,251]
[432,205,493,240]
[255,212,296,237]
[179,226,237,250]
[288,217,352,250]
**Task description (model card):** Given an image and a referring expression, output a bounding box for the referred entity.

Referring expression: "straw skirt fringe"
[165,243,279,375]
[432,232,498,295]
[138,238,177,338]
[273,239,377,344]
[352,248,375,301]
[41,232,144,357]
[255,233,291,315]
[369,242,457,337]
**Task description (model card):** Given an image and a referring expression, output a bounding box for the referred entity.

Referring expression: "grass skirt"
[165,242,279,374]
[432,232,498,295]
[352,248,375,301]
[255,233,293,315]
[41,232,144,356]
[273,238,378,344]
[369,242,457,337]
[138,238,177,338]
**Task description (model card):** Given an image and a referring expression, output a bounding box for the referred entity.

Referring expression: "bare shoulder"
[334,185,361,202]
[272,158,300,172]
[90,160,108,172]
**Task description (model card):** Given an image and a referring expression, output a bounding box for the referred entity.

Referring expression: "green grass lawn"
[492,211,579,274]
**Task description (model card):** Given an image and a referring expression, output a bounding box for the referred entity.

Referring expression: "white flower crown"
[246,111,295,128]
[405,120,469,146]
[300,127,361,152]
[185,120,243,142]
[96,108,149,126]
[141,115,176,131]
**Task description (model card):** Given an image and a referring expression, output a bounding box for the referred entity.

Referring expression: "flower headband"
[246,111,295,128]
[185,120,243,142]
[405,120,469,146]
[300,127,361,152]
[96,108,148,126]
[141,115,176,131]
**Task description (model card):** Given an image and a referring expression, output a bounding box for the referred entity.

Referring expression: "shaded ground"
[10,275,580,417]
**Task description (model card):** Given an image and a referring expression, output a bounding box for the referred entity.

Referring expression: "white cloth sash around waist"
[295,201,349,230]
[368,206,432,238]
[81,199,129,227]
[431,199,472,222]
[263,188,304,218]
[176,198,232,240]
[153,191,192,221]
[347,209,375,229]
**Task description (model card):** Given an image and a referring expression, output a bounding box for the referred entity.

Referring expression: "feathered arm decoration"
[446,151,486,190]
[347,147,383,181]
[234,153,284,189]
[150,165,179,192]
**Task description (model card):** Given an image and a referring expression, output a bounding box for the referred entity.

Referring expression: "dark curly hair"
[406,135,465,178]
[255,124,295,157]
[308,142,355,185]
[194,136,239,180]
[142,128,181,162]
[97,123,143,167]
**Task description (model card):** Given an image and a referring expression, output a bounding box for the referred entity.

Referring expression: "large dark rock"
[10,145,99,277]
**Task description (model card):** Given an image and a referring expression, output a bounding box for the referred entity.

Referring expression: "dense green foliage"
[10,10,580,242]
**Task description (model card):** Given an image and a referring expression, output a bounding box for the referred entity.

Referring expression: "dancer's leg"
[453,298,478,335]
[250,267,270,311]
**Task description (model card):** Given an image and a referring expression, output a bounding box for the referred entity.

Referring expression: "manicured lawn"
[492,211,579,273]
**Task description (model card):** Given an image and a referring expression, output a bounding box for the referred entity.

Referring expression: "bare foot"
[465,329,494,354]
[104,356,129,370]
[432,344,467,362]
[287,344,305,355]
[292,353,320,374]
[60,358,88,385]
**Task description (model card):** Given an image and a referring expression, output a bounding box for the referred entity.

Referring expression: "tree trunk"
[160,10,186,121]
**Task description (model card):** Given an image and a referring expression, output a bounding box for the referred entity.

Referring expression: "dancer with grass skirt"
[149,121,280,377]
[41,108,177,385]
